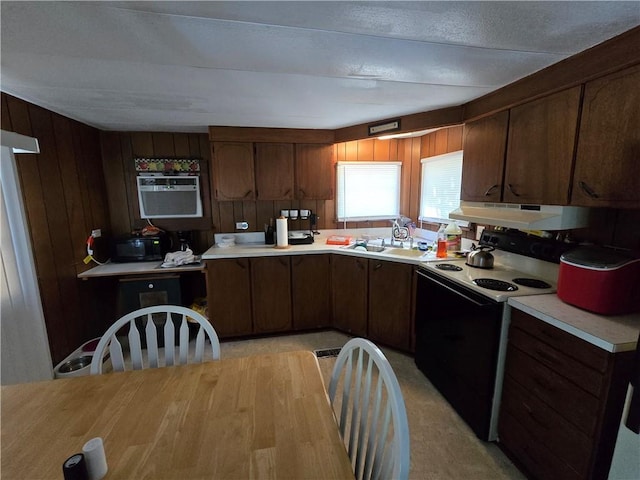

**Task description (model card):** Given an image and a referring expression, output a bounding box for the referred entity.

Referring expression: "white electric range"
[419,259,557,302]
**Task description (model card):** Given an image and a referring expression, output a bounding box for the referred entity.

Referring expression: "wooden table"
[1,351,354,479]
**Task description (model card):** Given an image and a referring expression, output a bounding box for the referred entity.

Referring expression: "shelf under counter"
[77,261,205,279]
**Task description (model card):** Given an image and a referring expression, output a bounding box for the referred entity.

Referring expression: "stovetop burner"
[512,278,552,289]
[435,263,463,272]
[473,278,519,292]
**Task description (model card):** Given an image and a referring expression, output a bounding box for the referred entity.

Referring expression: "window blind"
[336,162,401,222]
[419,151,464,223]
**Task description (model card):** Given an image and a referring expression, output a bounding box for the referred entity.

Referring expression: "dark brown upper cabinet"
[254,143,294,200]
[504,86,581,205]
[572,65,640,208]
[211,141,255,200]
[461,111,509,202]
[295,144,334,199]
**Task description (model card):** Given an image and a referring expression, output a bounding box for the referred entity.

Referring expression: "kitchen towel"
[276,216,288,247]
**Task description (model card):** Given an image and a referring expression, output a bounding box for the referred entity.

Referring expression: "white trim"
[1,130,40,154]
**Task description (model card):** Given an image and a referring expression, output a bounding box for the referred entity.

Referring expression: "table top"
[1,351,354,479]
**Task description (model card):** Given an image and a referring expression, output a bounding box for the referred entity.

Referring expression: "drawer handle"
[534,348,560,366]
[243,190,253,198]
[523,401,551,430]
[579,181,599,199]
[374,263,383,270]
[507,183,521,197]
[484,184,498,196]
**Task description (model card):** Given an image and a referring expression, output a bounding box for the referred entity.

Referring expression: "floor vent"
[314,347,342,358]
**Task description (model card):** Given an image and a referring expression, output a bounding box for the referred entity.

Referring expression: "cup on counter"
[300,209,310,219]
[280,210,289,218]
[289,209,299,220]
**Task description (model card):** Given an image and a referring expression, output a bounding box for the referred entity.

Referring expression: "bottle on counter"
[436,224,447,258]
[445,221,462,252]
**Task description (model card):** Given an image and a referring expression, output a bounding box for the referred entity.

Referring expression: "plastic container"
[558,247,640,315]
[445,221,462,252]
[436,224,447,258]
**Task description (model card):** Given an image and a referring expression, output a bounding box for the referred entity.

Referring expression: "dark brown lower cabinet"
[368,260,412,351]
[205,259,252,337]
[331,255,368,336]
[291,254,331,330]
[251,256,292,333]
[499,309,634,480]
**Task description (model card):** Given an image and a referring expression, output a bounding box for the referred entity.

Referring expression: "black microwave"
[111,235,169,263]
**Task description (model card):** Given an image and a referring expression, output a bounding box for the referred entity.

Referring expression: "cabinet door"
[461,111,508,201]
[291,254,331,330]
[331,255,367,336]
[255,143,294,200]
[368,260,412,351]
[206,259,252,337]
[212,142,255,200]
[251,256,292,333]
[504,87,581,204]
[295,144,334,199]
[572,65,640,207]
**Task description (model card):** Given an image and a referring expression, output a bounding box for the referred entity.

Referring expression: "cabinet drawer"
[505,344,600,436]
[510,309,609,373]
[509,326,605,396]
[501,377,592,477]
[499,410,582,480]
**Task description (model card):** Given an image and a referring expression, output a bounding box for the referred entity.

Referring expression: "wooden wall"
[99,131,214,253]
[332,126,464,232]
[1,93,110,364]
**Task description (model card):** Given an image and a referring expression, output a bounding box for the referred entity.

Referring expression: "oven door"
[414,267,503,440]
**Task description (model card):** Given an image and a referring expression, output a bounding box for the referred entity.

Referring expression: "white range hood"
[449,202,591,230]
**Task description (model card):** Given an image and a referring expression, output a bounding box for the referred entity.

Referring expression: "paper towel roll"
[276,216,288,247]
[82,437,108,480]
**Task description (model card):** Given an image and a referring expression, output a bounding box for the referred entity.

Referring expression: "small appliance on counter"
[558,246,640,315]
[277,210,317,245]
[111,232,170,262]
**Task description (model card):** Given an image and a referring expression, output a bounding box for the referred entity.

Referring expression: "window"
[419,150,465,224]
[336,162,401,222]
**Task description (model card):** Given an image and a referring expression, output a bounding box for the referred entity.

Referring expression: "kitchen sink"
[345,244,386,253]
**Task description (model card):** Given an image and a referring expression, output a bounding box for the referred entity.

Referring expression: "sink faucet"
[391,218,410,247]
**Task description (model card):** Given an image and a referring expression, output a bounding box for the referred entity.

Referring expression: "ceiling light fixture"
[368,119,401,136]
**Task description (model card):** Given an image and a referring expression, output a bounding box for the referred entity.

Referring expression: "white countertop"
[202,228,463,266]
[508,295,640,353]
[77,260,205,279]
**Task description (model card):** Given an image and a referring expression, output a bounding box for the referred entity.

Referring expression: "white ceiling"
[1,1,638,133]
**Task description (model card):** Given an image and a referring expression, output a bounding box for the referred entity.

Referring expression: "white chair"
[90,305,220,374]
[328,338,410,480]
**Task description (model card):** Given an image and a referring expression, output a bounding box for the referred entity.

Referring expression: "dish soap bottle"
[445,221,462,253]
[436,224,447,258]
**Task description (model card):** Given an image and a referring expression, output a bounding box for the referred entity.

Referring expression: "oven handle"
[416,269,490,307]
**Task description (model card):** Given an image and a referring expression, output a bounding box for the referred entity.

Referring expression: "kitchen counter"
[77,260,205,279]
[202,228,462,266]
[508,295,640,353]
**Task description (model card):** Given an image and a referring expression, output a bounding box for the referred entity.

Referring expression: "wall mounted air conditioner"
[137,175,202,219]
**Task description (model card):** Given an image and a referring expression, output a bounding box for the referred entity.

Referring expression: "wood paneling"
[334,106,464,142]
[100,131,213,247]
[2,93,107,364]
[209,126,334,144]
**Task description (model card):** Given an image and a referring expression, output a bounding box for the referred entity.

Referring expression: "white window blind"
[419,150,464,224]
[336,162,401,222]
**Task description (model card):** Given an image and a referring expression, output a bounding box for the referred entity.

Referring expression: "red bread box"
[557,247,640,315]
